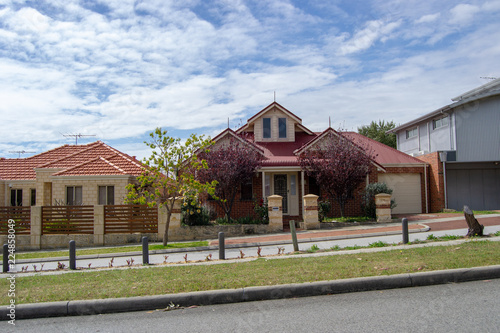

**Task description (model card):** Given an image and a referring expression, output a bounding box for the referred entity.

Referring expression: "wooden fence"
[0,206,31,235]
[42,206,94,234]
[104,205,158,234]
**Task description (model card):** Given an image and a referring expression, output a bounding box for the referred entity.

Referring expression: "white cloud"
[449,3,480,25]
[415,13,440,24]
[338,19,402,55]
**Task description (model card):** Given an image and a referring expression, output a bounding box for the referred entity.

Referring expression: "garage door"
[446,165,500,211]
[378,173,422,214]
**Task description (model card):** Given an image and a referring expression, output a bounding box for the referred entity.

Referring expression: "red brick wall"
[416,152,444,212]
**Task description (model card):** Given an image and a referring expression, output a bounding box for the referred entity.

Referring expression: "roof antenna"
[274,91,276,102]
[480,76,498,80]
[329,116,331,128]
[227,118,229,129]
[9,150,36,158]
[63,133,96,145]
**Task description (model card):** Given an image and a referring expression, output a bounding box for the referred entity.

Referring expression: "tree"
[298,131,374,217]
[197,134,263,222]
[126,128,217,246]
[358,120,397,149]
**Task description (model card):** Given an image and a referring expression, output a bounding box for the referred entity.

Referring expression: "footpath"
[2,213,500,320]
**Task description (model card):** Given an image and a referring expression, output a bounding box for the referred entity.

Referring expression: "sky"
[1,0,499,160]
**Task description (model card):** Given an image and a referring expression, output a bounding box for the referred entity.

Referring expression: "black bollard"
[290,221,299,252]
[402,218,409,244]
[3,244,8,273]
[69,240,76,270]
[218,232,225,260]
[142,236,149,265]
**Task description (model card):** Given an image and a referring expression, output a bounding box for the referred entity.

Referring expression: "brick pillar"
[375,193,392,223]
[30,206,42,249]
[267,195,283,232]
[94,205,104,246]
[158,198,182,241]
[302,194,319,230]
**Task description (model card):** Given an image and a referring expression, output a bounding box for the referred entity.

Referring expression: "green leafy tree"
[358,120,397,149]
[126,128,217,246]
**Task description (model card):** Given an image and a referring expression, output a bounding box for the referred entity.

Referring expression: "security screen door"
[274,174,288,214]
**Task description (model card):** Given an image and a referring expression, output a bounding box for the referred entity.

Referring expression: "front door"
[274,174,288,214]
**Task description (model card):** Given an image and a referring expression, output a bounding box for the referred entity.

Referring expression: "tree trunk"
[463,205,484,237]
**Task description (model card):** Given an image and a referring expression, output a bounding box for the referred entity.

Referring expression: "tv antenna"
[63,133,96,144]
[480,76,498,80]
[9,150,36,158]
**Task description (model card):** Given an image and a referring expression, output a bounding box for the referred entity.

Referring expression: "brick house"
[206,102,428,222]
[0,141,144,207]
[388,78,500,211]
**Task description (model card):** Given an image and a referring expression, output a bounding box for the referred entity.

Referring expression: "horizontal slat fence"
[42,206,94,234]
[104,205,158,234]
[0,206,31,235]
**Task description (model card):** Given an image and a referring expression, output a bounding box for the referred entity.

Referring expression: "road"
[7,279,500,333]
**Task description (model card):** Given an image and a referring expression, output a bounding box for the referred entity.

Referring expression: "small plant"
[330,245,341,251]
[306,244,320,253]
[318,201,331,222]
[439,234,462,241]
[57,262,66,270]
[164,302,181,311]
[427,234,438,241]
[40,263,44,271]
[126,258,135,267]
[163,255,169,264]
[183,254,188,263]
[21,266,28,272]
[32,265,37,272]
[205,253,212,261]
[368,241,388,248]
[253,198,269,224]
[108,257,114,268]
[239,250,245,259]
[277,247,285,255]
[88,263,92,269]
[257,246,262,257]
[494,230,500,237]
[343,245,362,250]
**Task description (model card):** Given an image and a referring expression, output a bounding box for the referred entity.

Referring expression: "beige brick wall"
[253,107,297,142]
[51,177,133,205]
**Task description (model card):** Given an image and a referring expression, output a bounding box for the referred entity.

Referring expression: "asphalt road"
[7,279,500,333]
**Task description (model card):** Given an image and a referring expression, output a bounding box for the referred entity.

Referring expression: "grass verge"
[15,241,209,260]
[2,240,499,305]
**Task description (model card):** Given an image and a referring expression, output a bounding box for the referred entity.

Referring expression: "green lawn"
[2,240,499,305]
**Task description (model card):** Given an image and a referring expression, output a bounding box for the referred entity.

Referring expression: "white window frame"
[406,127,418,139]
[432,115,449,130]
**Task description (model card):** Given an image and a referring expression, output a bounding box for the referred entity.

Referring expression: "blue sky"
[1,0,499,160]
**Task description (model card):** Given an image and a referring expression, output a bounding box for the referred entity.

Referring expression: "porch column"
[261,171,266,201]
[267,195,283,232]
[300,171,305,217]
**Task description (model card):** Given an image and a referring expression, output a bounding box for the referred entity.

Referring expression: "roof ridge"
[52,155,126,176]
[100,142,145,169]
[36,141,105,168]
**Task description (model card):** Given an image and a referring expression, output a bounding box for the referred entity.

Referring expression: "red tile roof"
[0,141,145,180]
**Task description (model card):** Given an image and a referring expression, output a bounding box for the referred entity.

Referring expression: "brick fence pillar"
[302,194,320,230]
[267,195,283,232]
[375,193,392,223]
[94,205,104,246]
[158,198,182,241]
[30,206,42,249]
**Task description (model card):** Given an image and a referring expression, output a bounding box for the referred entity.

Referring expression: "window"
[290,175,296,195]
[67,186,83,205]
[30,189,36,206]
[98,186,115,205]
[406,127,418,139]
[10,189,22,206]
[263,118,271,138]
[433,115,449,130]
[308,176,320,196]
[240,179,253,201]
[264,174,270,197]
[278,118,287,138]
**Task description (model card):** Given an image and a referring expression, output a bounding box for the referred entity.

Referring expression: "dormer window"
[263,118,271,138]
[279,118,287,138]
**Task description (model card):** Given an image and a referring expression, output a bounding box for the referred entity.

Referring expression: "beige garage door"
[378,173,422,214]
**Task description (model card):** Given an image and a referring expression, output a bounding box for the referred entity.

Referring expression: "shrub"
[253,198,269,224]
[318,200,331,222]
[181,197,211,226]
[361,183,396,218]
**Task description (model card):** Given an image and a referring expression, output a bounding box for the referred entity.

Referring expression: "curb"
[3,264,500,320]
